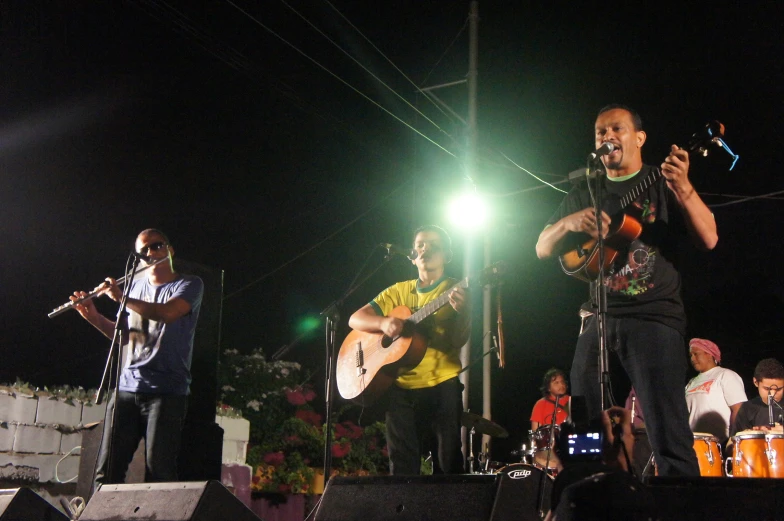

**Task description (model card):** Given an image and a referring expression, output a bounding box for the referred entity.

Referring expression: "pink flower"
[286,389,307,405]
[296,409,323,427]
[334,423,349,439]
[340,421,363,440]
[302,386,317,402]
[331,442,351,458]
[263,451,285,466]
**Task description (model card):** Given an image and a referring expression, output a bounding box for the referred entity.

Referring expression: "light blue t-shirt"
[118,274,204,395]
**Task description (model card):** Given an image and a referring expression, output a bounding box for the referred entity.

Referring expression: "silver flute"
[48,257,168,318]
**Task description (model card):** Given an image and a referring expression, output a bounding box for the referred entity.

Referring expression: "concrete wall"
[0,391,250,484]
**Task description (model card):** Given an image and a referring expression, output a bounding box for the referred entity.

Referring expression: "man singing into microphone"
[348,225,470,475]
[70,228,203,490]
[535,104,718,477]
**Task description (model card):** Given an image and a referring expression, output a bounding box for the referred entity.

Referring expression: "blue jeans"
[95,391,188,487]
[571,316,699,477]
[385,378,465,475]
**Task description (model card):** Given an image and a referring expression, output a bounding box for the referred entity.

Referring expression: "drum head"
[734,430,766,439]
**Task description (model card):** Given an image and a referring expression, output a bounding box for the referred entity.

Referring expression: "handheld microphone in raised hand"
[588,142,617,161]
[380,243,418,260]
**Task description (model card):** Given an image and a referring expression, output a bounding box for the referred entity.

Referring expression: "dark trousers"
[95,391,188,488]
[385,377,465,475]
[571,316,699,477]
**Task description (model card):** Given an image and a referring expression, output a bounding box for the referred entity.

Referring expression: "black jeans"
[571,316,699,477]
[95,391,188,488]
[385,377,465,475]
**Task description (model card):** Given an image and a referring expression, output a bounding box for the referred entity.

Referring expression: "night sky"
[2,2,782,460]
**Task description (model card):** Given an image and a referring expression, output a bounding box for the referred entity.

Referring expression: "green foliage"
[218,347,390,493]
[0,379,97,405]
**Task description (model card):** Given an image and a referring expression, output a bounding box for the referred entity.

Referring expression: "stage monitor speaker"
[79,481,261,521]
[314,474,498,521]
[0,487,68,521]
[648,476,784,520]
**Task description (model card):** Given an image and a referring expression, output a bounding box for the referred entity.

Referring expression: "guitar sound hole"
[381,336,393,348]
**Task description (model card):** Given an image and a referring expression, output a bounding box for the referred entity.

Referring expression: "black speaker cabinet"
[648,476,784,520]
[314,474,498,521]
[79,481,261,521]
[0,488,68,521]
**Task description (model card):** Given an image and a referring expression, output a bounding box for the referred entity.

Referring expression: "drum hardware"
[530,425,561,473]
[461,411,508,474]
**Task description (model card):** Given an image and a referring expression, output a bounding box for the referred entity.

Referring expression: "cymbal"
[461,411,509,438]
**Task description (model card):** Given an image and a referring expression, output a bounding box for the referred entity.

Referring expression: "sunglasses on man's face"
[138,241,168,256]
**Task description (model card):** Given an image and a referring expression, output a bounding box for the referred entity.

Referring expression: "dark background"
[1,1,782,462]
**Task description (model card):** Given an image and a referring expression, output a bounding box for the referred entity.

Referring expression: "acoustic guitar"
[336,262,505,404]
[559,121,735,282]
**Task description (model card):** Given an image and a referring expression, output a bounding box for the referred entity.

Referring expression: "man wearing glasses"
[70,228,204,489]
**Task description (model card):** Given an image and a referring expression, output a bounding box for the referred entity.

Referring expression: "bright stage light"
[448,191,488,231]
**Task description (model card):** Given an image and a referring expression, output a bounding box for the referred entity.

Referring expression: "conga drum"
[727,430,768,477]
[692,432,723,476]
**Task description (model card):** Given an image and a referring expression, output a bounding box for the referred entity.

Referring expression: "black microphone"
[380,243,418,260]
[131,252,152,263]
[588,142,617,160]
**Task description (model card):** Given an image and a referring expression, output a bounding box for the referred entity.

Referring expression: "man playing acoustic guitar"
[348,225,470,475]
[535,104,718,477]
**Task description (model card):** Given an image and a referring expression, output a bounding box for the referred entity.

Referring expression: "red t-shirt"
[530,395,570,426]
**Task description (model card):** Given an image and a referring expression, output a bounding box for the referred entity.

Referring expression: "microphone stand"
[273,248,395,487]
[537,395,561,519]
[589,157,613,412]
[93,254,143,492]
[769,390,775,428]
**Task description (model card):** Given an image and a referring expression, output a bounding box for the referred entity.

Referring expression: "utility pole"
[419,1,489,468]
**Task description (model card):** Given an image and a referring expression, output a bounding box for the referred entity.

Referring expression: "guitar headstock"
[687,120,740,170]
[476,261,507,287]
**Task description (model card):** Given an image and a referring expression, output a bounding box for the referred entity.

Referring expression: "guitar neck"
[618,167,663,209]
[408,278,468,324]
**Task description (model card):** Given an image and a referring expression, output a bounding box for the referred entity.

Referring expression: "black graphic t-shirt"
[547,164,686,334]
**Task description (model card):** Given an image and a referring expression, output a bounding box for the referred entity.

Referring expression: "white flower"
[223,349,239,355]
[222,385,236,392]
[246,400,261,411]
[280,368,289,376]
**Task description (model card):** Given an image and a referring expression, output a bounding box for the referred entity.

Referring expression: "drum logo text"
[508,469,532,479]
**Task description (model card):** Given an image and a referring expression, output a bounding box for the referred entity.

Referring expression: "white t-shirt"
[685,366,747,439]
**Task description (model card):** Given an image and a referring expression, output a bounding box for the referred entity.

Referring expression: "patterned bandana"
[689,338,721,363]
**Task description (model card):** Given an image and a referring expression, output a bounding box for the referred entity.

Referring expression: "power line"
[222,178,414,301]
[224,0,458,159]
[280,0,455,144]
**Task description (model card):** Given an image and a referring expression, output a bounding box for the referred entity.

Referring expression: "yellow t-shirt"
[369,276,463,389]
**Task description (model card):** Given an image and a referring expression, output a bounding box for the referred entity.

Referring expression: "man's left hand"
[448,287,468,314]
[661,145,693,195]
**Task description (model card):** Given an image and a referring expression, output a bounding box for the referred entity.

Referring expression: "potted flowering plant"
[218,348,391,495]
[330,419,389,476]
[218,348,322,494]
